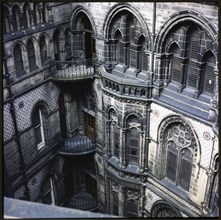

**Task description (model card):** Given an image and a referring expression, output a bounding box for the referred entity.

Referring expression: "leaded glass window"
[42,176,55,205]
[165,123,193,191]
[27,40,37,71]
[40,36,47,65]
[14,45,24,75]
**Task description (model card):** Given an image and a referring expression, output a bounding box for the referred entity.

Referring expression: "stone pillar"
[47,6,53,23]
[105,120,111,158]
[38,4,44,24]
[121,128,127,168]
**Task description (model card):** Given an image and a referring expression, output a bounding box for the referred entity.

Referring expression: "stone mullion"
[179,57,189,92]
[38,5,44,24]
[139,131,145,172]
[164,54,172,83]
[35,44,42,68]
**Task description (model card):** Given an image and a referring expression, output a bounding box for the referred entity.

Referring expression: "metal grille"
[172,57,181,82]
[187,63,198,88]
[190,40,199,59]
[204,65,215,94]
[142,53,148,71]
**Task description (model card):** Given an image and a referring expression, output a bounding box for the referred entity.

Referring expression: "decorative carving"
[151,203,181,218]
[203,131,211,140]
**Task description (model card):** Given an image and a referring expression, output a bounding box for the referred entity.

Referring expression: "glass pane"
[178,158,192,190]
[43,191,52,204]
[127,200,138,217]
[166,151,177,182]
[35,126,42,145]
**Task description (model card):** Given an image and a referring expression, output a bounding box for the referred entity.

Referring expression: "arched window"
[27,40,37,71]
[53,29,62,61]
[12,6,20,32]
[14,45,24,76]
[32,107,45,150]
[165,123,193,191]
[42,175,56,205]
[23,3,30,29]
[114,29,123,64]
[126,116,140,165]
[125,14,134,67]
[187,27,200,89]
[169,43,181,83]
[201,51,216,96]
[3,7,10,34]
[137,35,148,71]
[109,110,120,158]
[40,36,48,65]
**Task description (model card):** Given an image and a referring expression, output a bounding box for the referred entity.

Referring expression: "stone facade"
[3,2,219,218]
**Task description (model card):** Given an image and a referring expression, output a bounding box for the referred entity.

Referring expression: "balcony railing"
[59,134,96,156]
[51,59,95,81]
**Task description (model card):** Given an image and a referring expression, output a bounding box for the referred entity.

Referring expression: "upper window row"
[3,3,49,35]
[13,36,48,77]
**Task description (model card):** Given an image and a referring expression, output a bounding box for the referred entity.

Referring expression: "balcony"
[66,192,98,211]
[51,59,95,81]
[59,134,96,156]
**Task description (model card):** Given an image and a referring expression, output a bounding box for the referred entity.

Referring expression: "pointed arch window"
[33,107,45,150]
[137,35,148,71]
[23,3,30,29]
[201,51,216,96]
[114,29,123,64]
[27,40,37,71]
[42,175,56,205]
[169,43,181,83]
[187,28,200,89]
[165,123,193,191]
[14,45,24,76]
[12,6,20,32]
[40,36,48,65]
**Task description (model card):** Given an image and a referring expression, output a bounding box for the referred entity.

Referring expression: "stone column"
[105,120,111,158]
[121,128,127,168]
[29,10,35,27]
[139,131,145,173]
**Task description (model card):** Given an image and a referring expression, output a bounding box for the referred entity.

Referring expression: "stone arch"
[155,114,201,193]
[70,5,97,36]
[155,10,218,55]
[123,110,143,128]
[103,3,152,48]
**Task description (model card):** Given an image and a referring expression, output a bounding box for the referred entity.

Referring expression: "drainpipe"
[3,48,30,200]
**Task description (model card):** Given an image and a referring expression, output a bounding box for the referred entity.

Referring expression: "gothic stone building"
[3,2,219,218]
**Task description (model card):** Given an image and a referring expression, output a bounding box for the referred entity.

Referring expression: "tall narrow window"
[42,176,55,205]
[187,28,200,89]
[201,52,216,96]
[65,29,72,59]
[12,6,20,32]
[169,43,181,83]
[33,108,45,150]
[40,36,47,65]
[114,29,122,64]
[138,35,148,71]
[14,45,24,77]
[127,128,140,165]
[27,40,37,71]
[165,123,193,191]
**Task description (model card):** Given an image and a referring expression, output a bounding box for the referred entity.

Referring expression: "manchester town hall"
[2,2,219,218]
